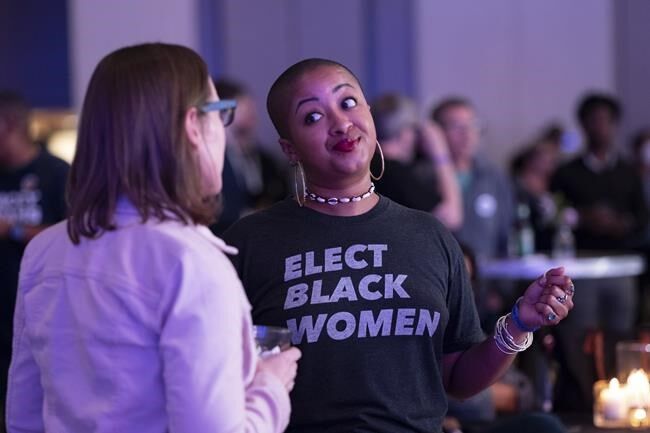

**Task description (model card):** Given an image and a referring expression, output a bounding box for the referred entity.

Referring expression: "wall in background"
[3,0,648,165]
[615,0,650,148]
[0,0,70,107]
[68,0,199,107]
[215,0,419,155]
[363,0,415,100]
[414,0,614,167]
[215,0,369,155]
[217,0,618,165]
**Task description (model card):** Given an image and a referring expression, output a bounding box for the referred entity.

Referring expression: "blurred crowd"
[206,85,649,431]
[1,76,648,433]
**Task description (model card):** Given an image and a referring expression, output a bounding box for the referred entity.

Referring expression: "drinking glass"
[253,325,292,356]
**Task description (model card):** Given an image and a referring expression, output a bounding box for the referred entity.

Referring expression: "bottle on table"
[509,203,536,258]
[552,208,577,259]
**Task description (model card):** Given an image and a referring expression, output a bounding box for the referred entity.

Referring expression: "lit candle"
[601,378,628,421]
[626,369,650,408]
[630,407,648,428]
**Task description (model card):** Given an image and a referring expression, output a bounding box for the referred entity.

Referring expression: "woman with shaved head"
[224,58,574,433]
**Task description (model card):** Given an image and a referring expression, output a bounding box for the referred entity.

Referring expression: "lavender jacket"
[6,201,290,433]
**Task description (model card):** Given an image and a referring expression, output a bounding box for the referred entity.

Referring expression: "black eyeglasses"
[199,99,237,127]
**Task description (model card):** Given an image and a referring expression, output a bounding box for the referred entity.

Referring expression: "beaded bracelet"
[511,297,540,333]
[493,314,533,354]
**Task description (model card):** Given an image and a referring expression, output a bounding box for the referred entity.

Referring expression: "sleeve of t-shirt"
[442,238,485,354]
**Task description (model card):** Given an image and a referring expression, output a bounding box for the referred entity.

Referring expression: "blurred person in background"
[551,93,648,251]
[631,128,650,210]
[538,123,574,161]
[371,92,462,230]
[6,43,299,433]
[431,97,514,260]
[630,128,650,323]
[0,90,69,432]
[510,139,562,252]
[210,78,289,235]
[549,93,647,412]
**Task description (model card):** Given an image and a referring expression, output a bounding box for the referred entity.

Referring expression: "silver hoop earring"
[370,140,385,181]
[293,161,306,207]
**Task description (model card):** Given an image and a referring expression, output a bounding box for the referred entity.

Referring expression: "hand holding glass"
[253,325,292,357]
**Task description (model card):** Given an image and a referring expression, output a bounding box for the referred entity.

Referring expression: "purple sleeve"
[159,249,290,433]
[6,287,46,433]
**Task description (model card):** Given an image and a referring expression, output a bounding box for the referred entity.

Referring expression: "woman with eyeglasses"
[6,43,300,433]
[223,58,574,433]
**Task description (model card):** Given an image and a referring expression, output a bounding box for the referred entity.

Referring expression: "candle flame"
[633,408,647,421]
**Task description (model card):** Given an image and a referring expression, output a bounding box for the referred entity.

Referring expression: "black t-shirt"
[223,196,484,433]
[374,159,441,212]
[0,150,69,372]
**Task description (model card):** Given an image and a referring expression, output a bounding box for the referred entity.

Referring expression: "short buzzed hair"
[430,97,473,126]
[266,58,360,139]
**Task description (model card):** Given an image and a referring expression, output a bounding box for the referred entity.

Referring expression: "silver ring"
[566,282,575,296]
[556,294,567,304]
[547,313,557,322]
[538,271,549,287]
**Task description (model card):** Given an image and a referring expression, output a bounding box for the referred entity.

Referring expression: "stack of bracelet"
[511,296,540,332]
[493,314,534,354]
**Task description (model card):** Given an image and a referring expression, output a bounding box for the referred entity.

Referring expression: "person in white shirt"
[5,42,300,433]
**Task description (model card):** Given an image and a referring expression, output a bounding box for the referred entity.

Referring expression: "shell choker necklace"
[305,183,376,205]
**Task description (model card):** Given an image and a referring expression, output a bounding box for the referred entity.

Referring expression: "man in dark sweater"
[551,93,648,251]
[550,92,647,412]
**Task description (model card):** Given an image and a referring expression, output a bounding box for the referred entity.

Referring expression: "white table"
[478,254,646,281]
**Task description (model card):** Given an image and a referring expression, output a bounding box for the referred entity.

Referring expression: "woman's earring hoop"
[293,161,306,207]
[370,140,385,181]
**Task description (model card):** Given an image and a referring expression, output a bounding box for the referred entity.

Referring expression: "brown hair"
[371,93,418,142]
[430,97,473,126]
[267,58,361,140]
[67,43,215,244]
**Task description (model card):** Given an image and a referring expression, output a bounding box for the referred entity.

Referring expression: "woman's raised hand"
[516,267,575,330]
